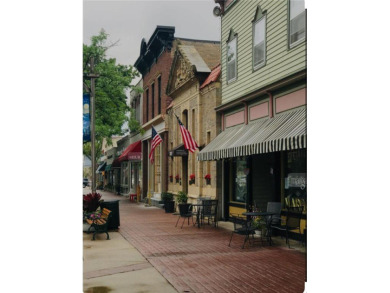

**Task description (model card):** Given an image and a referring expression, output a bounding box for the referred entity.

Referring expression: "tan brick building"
[166,42,221,204]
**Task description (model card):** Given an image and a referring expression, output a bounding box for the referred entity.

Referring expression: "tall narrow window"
[151,83,155,118]
[206,131,211,176]
[253,15,266,69]
[227,37,237,83]
[289,0,306,47]
[191,109,196,178]
[145,89,149,121]
[157,76,161,115]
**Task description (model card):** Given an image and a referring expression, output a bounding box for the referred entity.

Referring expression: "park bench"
[86,208,112,240]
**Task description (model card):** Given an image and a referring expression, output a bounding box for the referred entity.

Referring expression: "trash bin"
[100,200,120,230]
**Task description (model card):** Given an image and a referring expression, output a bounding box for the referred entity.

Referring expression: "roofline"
[175,37,220,44]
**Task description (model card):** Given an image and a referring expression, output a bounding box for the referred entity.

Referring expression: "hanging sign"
[83,93,91,142]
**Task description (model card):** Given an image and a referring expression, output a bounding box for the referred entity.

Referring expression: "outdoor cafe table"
[242,211,275,245]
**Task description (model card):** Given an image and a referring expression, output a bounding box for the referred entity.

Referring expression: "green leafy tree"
[83,29,140,166]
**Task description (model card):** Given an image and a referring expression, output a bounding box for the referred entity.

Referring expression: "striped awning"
[198,107,306,161]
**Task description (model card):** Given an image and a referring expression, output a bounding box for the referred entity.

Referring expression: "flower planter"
[169,177,173,183]
[189,179,195,185]
[164,201,175,213]
[205,178,211,185]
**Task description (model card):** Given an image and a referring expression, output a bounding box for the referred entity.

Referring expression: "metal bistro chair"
[270,206,304,248]
[201,200,218,228]
[228,213,256,249]
[175,203,193,229]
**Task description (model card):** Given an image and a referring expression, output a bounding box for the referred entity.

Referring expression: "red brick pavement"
[97,190,306,293]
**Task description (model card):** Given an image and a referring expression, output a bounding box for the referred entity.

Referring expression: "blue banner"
[83,93,91,142]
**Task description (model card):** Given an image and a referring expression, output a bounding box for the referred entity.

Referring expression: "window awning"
[198,107,306,161]
[118,141,142,162]
[96,162,106,172]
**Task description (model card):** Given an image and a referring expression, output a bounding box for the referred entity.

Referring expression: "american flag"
[175,114,198,153]
[149,126,162,164]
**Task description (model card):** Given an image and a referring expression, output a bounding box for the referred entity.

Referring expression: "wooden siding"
[221,0,306,105]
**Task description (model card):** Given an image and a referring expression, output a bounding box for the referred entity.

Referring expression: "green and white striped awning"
[198,107,306,161]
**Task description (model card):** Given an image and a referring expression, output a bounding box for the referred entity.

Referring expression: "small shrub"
[83,193,102,212]
[176,191,188,204]
[161,192,173,202]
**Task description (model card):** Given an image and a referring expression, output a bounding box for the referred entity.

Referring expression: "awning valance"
[118,141,142,162]
[198,107,306,161]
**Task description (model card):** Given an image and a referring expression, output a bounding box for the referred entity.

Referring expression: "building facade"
[134,26,222,203]
[165,42,221,205]
[199,0,307,233]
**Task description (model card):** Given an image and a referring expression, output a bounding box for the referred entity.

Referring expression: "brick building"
[134,26,221,202]
[165,42,221,206]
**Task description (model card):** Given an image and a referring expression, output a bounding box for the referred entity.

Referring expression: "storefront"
[199,107,306,225]
[117,140,142,197]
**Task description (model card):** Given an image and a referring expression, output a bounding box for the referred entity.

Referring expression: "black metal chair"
[201,200,218,227]
[270,206,304,248]
[175,203,193,229]
[228,213,256,249]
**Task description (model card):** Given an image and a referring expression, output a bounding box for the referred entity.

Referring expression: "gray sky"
[84,0,221,71]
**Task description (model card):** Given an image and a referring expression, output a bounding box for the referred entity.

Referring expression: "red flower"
[204,174,211,180]
[175,174,180,179]
[190,174,195,180]
[169,175,173,178]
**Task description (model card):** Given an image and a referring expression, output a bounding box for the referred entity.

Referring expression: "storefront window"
[233,158,248,202]
[284,149,306,211]
[121,162,129,185]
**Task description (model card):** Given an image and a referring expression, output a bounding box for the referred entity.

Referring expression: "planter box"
[164,201,175,213]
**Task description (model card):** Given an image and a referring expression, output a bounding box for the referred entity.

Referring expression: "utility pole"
[90,57,96,193]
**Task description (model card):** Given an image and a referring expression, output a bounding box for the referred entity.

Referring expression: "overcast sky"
[84,0,221,71]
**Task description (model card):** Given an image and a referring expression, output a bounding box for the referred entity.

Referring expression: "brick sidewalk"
[96,190,306,293]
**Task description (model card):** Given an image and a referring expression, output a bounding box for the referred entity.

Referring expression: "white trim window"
[227,37,237,83]
[253,16,266,69]
[289,0,306,47]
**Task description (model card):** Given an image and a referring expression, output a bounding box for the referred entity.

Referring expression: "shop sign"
[128,152,142,160]
[286,173,306,189]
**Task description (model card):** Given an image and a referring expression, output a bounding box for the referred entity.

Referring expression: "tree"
[83,29,140,165]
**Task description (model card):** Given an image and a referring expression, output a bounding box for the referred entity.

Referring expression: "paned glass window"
[227,38,237,83]
[253,16,266,69]
[289,0,306,46]
[233,158,247,202]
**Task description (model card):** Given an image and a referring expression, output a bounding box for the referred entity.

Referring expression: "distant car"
[83,178,89,187]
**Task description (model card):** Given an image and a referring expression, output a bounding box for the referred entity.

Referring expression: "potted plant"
[83,192,102,213]
[169,175,173,183]
[176,191,189,215]
[252,216,266,237]
[176,191,188,204]
[161,192,175,213]
[189,174,195,185]
[175,174,180,183]
[204,174,211,185]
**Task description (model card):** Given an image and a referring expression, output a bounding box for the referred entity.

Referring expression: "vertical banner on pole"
[83,93,91,142]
